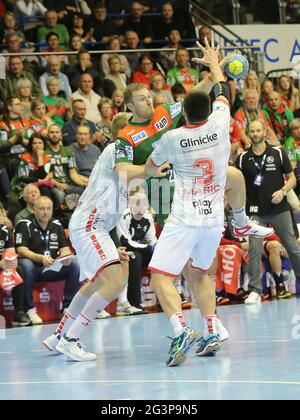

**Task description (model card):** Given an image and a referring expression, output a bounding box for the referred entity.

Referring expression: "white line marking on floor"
[271,340,290,343]
[30,350,49,353]
[0,352,14,354]
[1,380,300,386]
[235,341,257,344]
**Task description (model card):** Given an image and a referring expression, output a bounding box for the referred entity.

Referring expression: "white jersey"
[150,100,231,227]
[69,143,128,233]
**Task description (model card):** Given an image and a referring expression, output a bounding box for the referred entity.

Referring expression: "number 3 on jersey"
[193,159,215,187]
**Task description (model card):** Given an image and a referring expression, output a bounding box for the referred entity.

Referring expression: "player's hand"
[117,247,131,262]
[145,159,171,178]
[192,35,220,67]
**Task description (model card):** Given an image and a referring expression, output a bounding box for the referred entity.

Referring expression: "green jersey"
[115,103,183,224]
[46,145,76,184]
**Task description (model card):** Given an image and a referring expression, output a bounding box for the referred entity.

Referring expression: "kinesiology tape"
[211,81,230,102]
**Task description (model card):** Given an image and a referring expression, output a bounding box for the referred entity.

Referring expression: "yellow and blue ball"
[224,54,249,79]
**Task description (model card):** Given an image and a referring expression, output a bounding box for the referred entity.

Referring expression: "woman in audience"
[103,54,127,97]
[101,35,131,78]
[261,79,274,107]
[95,98,114,151]
[149,73,173,103]
[0,11,25,43]
[17,79,34,120]
[277,74,300,113]
[70,12,95,43]
[68,35,85,67]
[244,70,261,97]
[30,99,54,138]
[131,53,160,88]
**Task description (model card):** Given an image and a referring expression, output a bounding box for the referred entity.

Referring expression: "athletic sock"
[170,312,188,337]
[55,291,88,336]
[66,292,110,339]
[232,207,248,227]
[203,314,218,339]
[118,285,128,305]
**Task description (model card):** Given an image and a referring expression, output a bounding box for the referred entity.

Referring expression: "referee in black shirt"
[236,120,300,303]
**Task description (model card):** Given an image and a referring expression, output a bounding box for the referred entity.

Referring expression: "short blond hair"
[124,83,147,104]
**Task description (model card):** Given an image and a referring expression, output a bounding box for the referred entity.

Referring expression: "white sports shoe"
[245,291,261,305]
[56,335,96,362]
[43,332,61,353]
[116,302,144,316]
[232,218,274,238]
[96,309,112,319]
[216,317,230,342]
[27,308,43,325]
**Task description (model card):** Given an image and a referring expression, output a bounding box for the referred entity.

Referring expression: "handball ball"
[225,54,249,79]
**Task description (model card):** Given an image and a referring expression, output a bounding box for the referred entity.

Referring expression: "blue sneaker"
[195,334,221,357]
[166,328,199,367]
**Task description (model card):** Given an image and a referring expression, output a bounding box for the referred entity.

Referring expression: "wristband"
[211,81,231,102]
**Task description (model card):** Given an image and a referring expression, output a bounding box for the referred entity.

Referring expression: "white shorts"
[149,222,223,277]
[69,228,120,282]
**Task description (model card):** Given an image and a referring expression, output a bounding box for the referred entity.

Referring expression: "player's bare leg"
[44,263,128,360]
[150,273,199,366]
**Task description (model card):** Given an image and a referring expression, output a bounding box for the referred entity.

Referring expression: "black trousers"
[127,246,153,307]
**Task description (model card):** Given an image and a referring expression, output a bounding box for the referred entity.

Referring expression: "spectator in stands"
[166,47,199,93]
[149,73,173,103]
[153,2,178,43]
[15,0,47,37]
[122,1,154,46]
[30,98,54,137]
[244,71,261,97]
[101,35,131,78]
[2,32,39,75]
[62,99,97,146]
[15,195,80,325]
[89,4,119,43]
[17,79,34,120]
[157,28,182,71]
[277,75,300,113]
[232,89,277,148]
[111,89,126,116]
[123,30,141,71]
[15,183,41,225]
[236,119,300,304]
[40,32,69,68]
[42,77,69,128]
[39,55,72,99]
[103,54,127,97]
[0,97,31,171]
[263,91,294,145]
[10,133,53,197]
[197,25,221,68]
[0,56,41,101]
[70,12,95,42]
[71,125,100,178]
[117,188,157,311]
[71,73,102,123]
[261,79,274,107]
[43,0,91,19]
[171,82,186,102]
[0,221,30,326]
[46,124,87,207]
[37,10,70,47]
[95,98,114,151]
[68,34,84,67]
[0,11,26,43]
[153,93,166,107]
[66,50,104,96]
[132,53,160,88]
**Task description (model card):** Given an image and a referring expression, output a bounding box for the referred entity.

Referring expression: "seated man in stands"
[15,183,41,225]
[0,208,29,326]
[71,125,100,178]
[15,196,80,325]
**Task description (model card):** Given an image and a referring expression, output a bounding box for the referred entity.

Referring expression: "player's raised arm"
[192,35,230,105]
